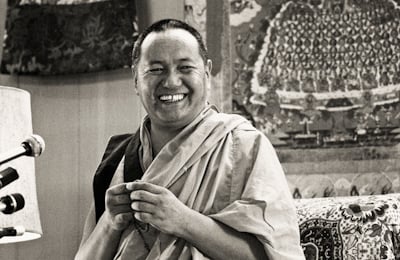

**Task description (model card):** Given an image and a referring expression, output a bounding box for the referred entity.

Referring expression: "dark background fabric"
[1,0,138,75]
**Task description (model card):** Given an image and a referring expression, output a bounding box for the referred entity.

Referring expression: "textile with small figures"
[230,0,400,200]
[294,194,400,260]
[1,0,138,75]
[230,0,400,149]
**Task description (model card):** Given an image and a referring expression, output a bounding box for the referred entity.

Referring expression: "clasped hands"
[104,181,192,236]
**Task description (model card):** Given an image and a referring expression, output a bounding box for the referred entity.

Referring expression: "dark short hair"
[131,19,209,69]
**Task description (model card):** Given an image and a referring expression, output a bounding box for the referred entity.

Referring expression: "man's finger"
[126,181,164,194]
[108,194,132,205]
[130,190,159,204]
[114,212,134,224]
[134,211,153,224]
[107,183,131,195]
[107,204,133,215]
[131,201,156,213]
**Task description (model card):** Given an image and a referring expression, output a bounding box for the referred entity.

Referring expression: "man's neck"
[149,125,182,157]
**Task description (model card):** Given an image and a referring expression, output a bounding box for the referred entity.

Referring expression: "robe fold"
[104,107,304,259]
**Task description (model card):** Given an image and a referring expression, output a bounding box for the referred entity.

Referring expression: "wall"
[0,0,182,259]
[0,69,144,259]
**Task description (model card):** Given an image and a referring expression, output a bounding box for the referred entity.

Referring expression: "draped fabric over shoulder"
[114,107,304,260]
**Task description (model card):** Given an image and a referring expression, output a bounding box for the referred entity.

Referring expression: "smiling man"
[75,19,305,260]
[134,25,212,154]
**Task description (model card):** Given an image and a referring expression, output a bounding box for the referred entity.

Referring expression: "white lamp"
[0,86,42,243]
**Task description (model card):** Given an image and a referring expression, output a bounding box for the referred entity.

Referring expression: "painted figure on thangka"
[230,0,400,149]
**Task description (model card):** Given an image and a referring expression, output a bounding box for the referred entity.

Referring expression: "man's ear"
[131,66,139,95]
[205,59,212,91]
[206,59,212,78]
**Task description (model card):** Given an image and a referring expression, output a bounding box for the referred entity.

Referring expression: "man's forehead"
[141,28,200,51]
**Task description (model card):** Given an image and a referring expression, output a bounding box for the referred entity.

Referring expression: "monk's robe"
[106,107,304,259]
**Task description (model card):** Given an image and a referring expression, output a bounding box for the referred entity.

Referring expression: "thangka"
[231,0,400,149]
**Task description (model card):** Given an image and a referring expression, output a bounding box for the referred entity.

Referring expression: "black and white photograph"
[0,0,399,259]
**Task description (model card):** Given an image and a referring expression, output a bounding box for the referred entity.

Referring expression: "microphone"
[0,167,19,190]
[0,226,25,238]
[0,134,45,165]
[0,193,25,214]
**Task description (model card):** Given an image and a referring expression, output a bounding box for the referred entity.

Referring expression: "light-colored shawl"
[114,107,304,259]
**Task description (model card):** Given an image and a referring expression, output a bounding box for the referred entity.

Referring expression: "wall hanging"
[1,0,138,75]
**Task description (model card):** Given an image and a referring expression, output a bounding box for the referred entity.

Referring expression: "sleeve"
[208,128,305,259]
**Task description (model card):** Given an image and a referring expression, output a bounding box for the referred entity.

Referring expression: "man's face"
[135,28,211,130]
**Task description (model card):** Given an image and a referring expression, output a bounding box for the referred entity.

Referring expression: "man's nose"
[163,70,182,88]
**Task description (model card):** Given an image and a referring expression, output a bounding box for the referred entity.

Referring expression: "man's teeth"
[159,94,185,102]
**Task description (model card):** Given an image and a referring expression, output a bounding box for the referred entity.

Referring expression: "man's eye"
[148,68,164,74]
[179,66,194,72]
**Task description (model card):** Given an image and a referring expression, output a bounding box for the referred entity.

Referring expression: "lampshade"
[0,86,42,243]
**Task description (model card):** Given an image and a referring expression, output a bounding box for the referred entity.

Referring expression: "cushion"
[294,194,400,260]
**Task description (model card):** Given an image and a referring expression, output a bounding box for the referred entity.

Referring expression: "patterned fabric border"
[295,193,400,260]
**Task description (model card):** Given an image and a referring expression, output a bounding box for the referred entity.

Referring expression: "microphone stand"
[0,145,30,166]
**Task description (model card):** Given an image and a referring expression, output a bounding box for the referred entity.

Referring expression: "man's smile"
[158,93,187,103]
